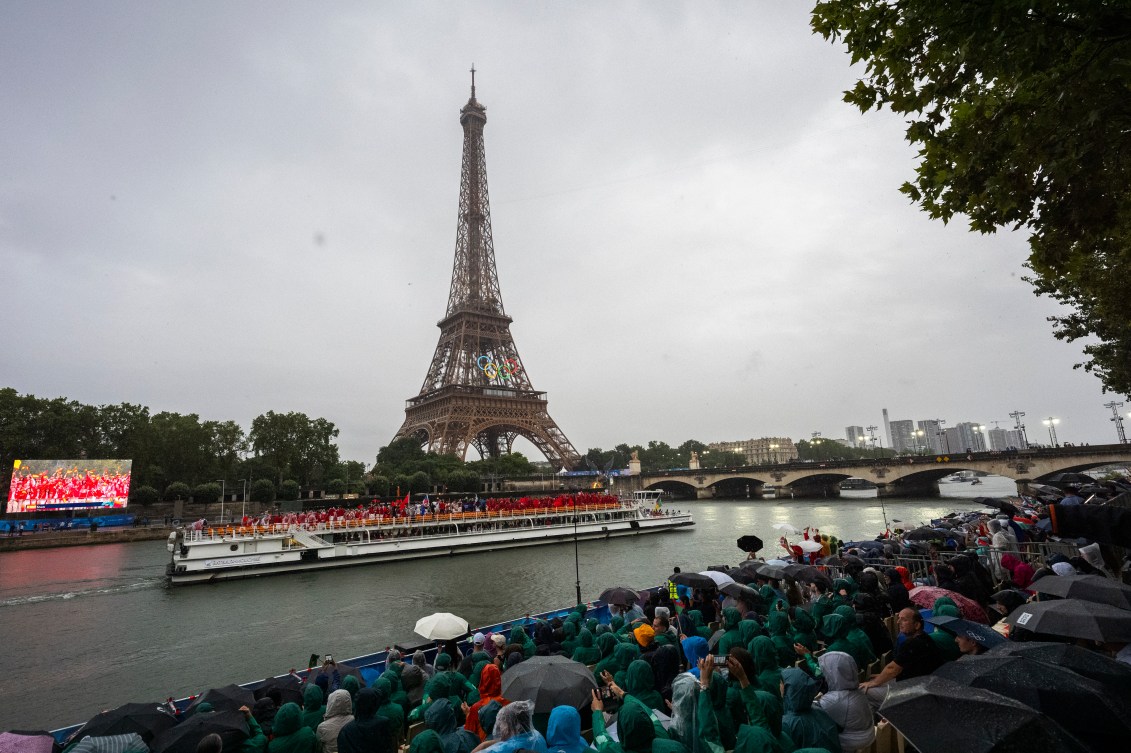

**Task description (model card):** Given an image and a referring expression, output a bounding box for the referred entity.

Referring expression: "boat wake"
[0,577,162,608]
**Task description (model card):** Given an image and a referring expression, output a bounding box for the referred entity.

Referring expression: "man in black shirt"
[860,607,945,707]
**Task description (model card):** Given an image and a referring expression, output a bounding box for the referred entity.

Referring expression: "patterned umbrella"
[909,586,989,623]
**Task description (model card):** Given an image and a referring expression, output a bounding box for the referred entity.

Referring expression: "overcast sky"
[1,2,1122,464]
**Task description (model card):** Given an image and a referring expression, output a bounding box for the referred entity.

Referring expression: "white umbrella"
[413,612,469,640]
[771,523,797,533]
[798,539,823,553]
[698,570,736,587]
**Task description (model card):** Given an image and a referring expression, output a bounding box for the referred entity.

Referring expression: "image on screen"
[7,459,133,513]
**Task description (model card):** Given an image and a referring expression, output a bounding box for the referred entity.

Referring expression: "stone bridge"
[616,444,1131,499]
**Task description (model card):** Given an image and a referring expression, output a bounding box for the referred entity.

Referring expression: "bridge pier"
[696,487,715,500]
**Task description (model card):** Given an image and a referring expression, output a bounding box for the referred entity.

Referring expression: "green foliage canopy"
[811,1,1131,395]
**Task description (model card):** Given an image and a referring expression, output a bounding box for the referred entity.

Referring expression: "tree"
[279,479,301,501]
[130,485,159,508]
[251,478,276,504]
[392,474,413,496]
[811,1,1131,395]
[193,482,221,505]
[164,482,192,501]
[368,475,390,497]
[409,471,431,494]
[249,411,340,486]
[326,479,346,496]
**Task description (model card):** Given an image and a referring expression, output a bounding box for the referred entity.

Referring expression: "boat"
[166,491,693,585]
[939,471,980,483]
[838,477,876,490]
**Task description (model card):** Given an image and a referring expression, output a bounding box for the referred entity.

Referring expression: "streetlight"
[1043,417,1060,447]
[866,425,879,457]
[239,479,249,519]
[768,442,779,464]
[216,479,226,523]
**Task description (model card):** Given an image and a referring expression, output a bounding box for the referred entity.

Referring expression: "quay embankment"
[0,525,170,552]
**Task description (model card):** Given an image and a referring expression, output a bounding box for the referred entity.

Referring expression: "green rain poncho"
[510,625,536,658]
[560,621,580,657]
[715,608,745,656]
[789,609,818,652]
[593,633,621,681]
[373,677,405,742]
[780,668,841,753]
[302,684,325,730]
[765,612,796,669]
[268,702,320,753]
[623,660,664,711]
[687,611,713,640]
[341,675,361,710]
[410,730,444,753]
[571,628,602,665]
[832,606,876,668]
[819,613,870,671]
[738,620,761,650]
[611,643,641,687]
[424,698,478,753]
[747,637,782,699]
[592,697,659,753]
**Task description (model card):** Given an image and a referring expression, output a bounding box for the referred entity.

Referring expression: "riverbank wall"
[0,525,171,552]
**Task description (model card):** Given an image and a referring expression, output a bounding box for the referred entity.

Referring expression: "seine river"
[0,477,1016,731]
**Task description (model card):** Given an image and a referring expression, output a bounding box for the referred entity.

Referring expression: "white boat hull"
[168,509,692,585]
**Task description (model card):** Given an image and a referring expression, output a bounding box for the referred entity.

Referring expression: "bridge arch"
[643,479,699,499]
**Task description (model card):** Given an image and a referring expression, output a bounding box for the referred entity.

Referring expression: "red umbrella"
[909,586,989,623]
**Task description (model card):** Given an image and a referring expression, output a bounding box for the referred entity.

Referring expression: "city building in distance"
[709,438,797,464]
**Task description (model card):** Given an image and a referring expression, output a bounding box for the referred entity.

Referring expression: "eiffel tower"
[394,71,581,468]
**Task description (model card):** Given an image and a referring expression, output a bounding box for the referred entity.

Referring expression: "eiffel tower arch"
[394,72,581,469]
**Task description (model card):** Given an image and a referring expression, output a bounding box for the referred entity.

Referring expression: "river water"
[0,477,1016,731]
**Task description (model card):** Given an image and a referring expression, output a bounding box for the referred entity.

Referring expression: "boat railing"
[187,501,629,541]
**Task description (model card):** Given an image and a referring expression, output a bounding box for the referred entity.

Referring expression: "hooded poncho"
[623,660,664,711]
[789,608,819,652]
[426,699,479,753]
[571,629,602,665]
[747,637,782,698]
[593,633,621,681]
[338,688,394,753]
[372,677,405,743]
[302,684,325,731]
[465,664,507,740]
[545,706,593,753]
[317,689,354,753]
[780,668,841,753]
[832,606,876,668]
[484,700,547,753]
[765,612,795,669]
[815,652,873,752]
[681,636,710,679]
[269,702,320,753]
[410,730,444,753]
[715,608,745,656]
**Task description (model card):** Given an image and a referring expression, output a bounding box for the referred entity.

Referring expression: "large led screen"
[7,459,132,513]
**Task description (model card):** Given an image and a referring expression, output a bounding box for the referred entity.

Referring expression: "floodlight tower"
[1009,410,1029,449]
[1105,401,1127,444]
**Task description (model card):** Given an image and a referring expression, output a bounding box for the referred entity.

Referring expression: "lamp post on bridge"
[911,429,926,454]
[215,479,226,523]
[866,425,879,458]
[1105,401,1127,444]
[1043,417,1060,448]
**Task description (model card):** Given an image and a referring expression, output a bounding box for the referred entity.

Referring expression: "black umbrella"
[184,684,256,715]
[925,615,1005,650]
[498,655,597,713]
[253,675,304,707]
[976,496,1020,517]
[1042,472,1095,489]
[991,589,1029,615]
[1028,573,1131,611]
[750,562,787,580]
[152,710,249,753]
[817,555,845,567]
[901,527,948,541]
[781,564,832,587]
[71,703,178,745]
[987,640,1131,687]
[598,586,641,606]
[1006,598,1131,642]
[736,534,764,553]
[719,582,759,604]
[933,653,1131,751]
[670,571,719,589]
[878,675,1090,753]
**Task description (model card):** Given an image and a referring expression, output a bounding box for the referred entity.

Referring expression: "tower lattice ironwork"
[394,73,580,468]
